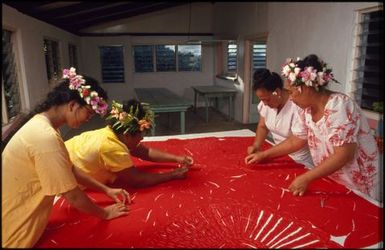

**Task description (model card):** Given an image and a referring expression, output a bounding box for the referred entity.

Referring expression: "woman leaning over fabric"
[2,68,130,248]
[245,68,313,168]
[245,54,381,202]
[65,99,193,189]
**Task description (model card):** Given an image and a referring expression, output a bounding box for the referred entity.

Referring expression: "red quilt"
[35,137,383,248]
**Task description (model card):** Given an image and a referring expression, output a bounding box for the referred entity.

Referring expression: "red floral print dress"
[292,93,380,201]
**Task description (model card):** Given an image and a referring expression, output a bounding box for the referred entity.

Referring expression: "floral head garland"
[281,57,340,91]
[106,100,155,135]
[62,67,108,115]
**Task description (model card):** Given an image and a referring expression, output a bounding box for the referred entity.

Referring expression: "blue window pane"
[227,43,237,72]
[134,45,154,72]
[178,45,201,71]
[156,45,176,72]
[100,46,125,83]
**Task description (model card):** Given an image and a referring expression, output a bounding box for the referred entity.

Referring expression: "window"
[252,43,267,70]
[44,38,61,84]
[134,45,154,73]
[352,8,383,111]
[178,45,201,71]
[156,45,176,72]
[227,42,237,72]
[252,42,267,104]
[68,44,78,69]
[133,44,202,72]
[2,29,21,124]
[99,46,125,83]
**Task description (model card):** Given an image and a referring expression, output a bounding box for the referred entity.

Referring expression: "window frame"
[177,44,202,72]
[155,44,177,72]
[68,43,79,69]
[251,41,267,104]
[2,28,24,125]
[350,5,383,115]
[99,45,125,83]
[133,44,202,73]
[43,37,61,86]
[133,44,155,73]
[226,41,238,73]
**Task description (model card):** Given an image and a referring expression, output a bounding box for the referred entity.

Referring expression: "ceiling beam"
[38,2,127,18]
[2,1,189,35]
[3,1,52,13]
[34,2,83,12]
[53,2,151,20]
[58,2,186,32]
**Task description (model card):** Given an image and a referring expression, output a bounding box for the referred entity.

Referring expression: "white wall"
[214,2,268,37]
[265,2,380,92]
[81,3,213,34]
[2,4,81,109]
[212,2,381,123]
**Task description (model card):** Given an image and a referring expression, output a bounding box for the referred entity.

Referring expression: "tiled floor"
[62,107,257,140]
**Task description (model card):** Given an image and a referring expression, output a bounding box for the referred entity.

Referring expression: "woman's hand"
[103,203,129,220]
[177,155,194,167]
[244,151,266,165]
[172,166,189,179]
[288,174,311,197]
[247,145,258,155]
[106,188,131,205]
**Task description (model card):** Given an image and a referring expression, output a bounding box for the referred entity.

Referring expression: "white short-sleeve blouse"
[258,99,314,168]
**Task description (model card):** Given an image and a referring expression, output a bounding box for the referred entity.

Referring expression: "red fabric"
[35,137,382,248]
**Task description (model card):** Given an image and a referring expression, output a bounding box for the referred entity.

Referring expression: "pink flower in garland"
[62,67,77,79]
[281,57,340,91]
[69,77,84,90]
[89,95,108,115]
[96,101,108,115]
[62,67,108,116]
[299,67,317,87]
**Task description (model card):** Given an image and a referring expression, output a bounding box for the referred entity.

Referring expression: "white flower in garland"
[281,57,340,91]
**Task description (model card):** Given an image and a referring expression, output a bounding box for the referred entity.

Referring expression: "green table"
[134,88,192,135]
[192,85,237,122]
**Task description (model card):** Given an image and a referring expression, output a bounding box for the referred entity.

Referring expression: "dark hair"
[296,54,323,72]
[1,76,108,152]
[252,68,283,92]
[296,54,330,89]
[107,99,146,136]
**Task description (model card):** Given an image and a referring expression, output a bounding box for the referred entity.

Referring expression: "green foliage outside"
[372,101,383,114]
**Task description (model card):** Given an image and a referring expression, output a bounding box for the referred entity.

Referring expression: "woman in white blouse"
[245,68,314,168]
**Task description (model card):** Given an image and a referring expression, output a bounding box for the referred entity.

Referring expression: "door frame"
[242,33,268,124]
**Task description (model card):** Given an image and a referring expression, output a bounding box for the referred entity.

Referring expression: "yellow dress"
[65,126,133,185]
[2,114,78,248]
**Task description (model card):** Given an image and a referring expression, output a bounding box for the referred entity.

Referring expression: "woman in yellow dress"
[65,99,194,188]
[2,68,129,248]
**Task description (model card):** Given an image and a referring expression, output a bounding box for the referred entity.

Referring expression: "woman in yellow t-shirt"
[2,68,129,248]
[65,99,194,188]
